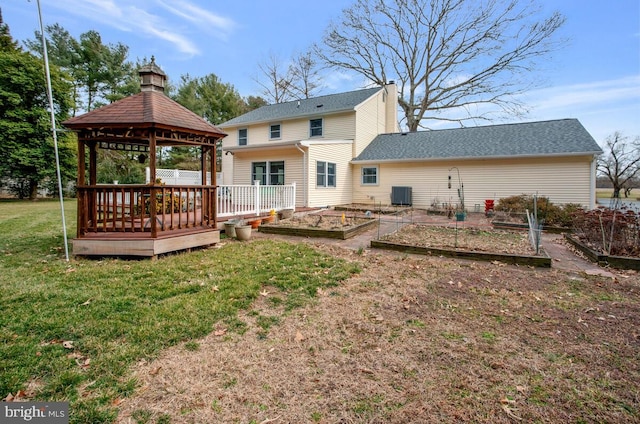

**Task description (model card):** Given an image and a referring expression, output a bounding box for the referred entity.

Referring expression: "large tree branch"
[318,0,565,130]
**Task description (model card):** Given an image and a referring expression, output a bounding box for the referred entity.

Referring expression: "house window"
[269,123,281,139]
[238,128,247,146]
[252,161,285,185]
[361,166,378,185]
[310,118,323,137]
[269,161,285,185]
[316,161,336,188]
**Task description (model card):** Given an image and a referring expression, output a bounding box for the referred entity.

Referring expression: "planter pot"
[279,209,294,220]
[261,215,275,224]
[224,222,237,238]
[235,225,252,241]
[248,219,261,229]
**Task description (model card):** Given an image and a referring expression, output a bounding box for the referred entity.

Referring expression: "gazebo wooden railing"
[76,185,216,238]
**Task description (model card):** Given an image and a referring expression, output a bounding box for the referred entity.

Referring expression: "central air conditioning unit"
[391,186,412,206]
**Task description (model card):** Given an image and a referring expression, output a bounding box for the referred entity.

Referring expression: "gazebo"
[63,58,227,257]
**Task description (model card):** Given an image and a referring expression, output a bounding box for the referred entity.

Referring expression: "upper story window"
[361,166,378,185]
[310,118,323,137]
[238,128,248,146]
[269,123,281,140]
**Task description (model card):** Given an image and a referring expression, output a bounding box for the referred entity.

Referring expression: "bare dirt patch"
[117,242,639,424]
[276,212,373,230]
[380,224,535,255]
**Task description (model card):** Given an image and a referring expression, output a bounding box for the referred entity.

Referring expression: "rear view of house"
[220,85,601,211]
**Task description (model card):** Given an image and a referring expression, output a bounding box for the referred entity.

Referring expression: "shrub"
[495,195,581,227]
[572,207,640,256]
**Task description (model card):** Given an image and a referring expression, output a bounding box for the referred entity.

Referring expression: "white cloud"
[525,76,640,112]
[519,75,640,141]
[156,0,236,36]
[41,0,206,56]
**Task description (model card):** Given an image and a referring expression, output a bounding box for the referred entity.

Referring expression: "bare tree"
[254,52,295,104]
[288,50,322,99]
[598,132,640,198]
[316,0,566,131]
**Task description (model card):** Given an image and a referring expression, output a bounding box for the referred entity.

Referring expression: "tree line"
[2,0,635,200]
[0,15,267,198]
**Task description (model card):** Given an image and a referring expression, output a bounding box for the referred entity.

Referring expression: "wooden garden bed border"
[370,240,551,267]
[491,221,570,234]
[258,218,378,240]
[564,234,640,270]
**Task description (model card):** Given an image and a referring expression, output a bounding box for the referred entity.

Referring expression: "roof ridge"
[425,118,577,133]
[263,86,381,108]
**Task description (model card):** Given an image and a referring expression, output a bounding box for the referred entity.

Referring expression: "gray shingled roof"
[220,87,382,127]
[354,119,602,162]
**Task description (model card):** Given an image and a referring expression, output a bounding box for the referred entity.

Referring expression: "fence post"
[254,180,261,216]
[291,182,297,209]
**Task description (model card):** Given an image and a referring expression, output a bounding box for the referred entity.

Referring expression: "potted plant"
[235,222,252,241]
[224,219,240,238]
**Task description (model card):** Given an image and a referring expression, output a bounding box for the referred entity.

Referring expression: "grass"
[0,200,360,423]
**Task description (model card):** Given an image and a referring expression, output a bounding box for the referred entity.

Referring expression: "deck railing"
[76,182,296,236]
[217,182,296,218]
[76,185,215,238]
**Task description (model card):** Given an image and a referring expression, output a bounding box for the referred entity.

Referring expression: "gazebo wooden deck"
[63,58,227,257]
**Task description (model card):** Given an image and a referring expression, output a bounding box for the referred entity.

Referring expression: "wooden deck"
[72,227,220,257]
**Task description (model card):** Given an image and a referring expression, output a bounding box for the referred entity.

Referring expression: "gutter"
[223,139,353,154]
[351,151,604,165]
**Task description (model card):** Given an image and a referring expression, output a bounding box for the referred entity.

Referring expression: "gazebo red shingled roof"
[63,90,226,138]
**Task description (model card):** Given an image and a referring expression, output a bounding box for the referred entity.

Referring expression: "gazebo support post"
[149,129,158,238]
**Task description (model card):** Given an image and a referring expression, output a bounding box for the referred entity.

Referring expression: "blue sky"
[4,0,639,143]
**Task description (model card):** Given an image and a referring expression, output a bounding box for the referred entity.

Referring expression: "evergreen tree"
[0,19,75,199]
[27,25,133,113]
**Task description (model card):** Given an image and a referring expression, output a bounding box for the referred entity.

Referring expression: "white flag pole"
[36,0,69,261]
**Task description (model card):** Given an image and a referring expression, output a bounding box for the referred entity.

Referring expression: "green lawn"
[0,200,360,423]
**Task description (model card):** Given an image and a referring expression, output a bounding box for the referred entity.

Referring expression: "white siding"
[307,144,354,207]
[354,90,386,158]
[232,148,305,206]
[221,113,355,147]
[351,156,596,209]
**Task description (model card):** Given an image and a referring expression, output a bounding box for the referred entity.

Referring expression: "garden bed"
[565,234,640,270]
[259,214,377,240]
[372,224,551,267]
[334,203,410,215]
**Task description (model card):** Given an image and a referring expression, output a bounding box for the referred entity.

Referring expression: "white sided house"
[220,85,602,211]
[220,85,399,208]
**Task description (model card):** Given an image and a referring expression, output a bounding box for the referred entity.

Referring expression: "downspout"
[590,154,597,210]
[295,143,307,207]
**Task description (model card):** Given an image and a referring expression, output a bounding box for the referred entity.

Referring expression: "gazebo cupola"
[139,56,166,93]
